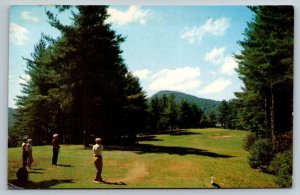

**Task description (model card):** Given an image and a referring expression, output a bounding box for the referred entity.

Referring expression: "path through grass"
[8,128,278,188]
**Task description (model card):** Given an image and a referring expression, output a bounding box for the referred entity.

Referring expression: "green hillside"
[151,90,220,114]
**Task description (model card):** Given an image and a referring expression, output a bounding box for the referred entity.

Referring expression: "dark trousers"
[52,148,59,165]
[22,151,28,165]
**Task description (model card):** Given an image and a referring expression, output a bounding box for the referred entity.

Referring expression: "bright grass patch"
[8,128,278,189]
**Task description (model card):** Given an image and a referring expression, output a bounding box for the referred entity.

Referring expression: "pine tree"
[236,6,293,149]
[179,100,193,128]
[226,99,240,129]
[190,103,203,128]
[12,6,148,146]
[207,111,217,127]
[179,100,203,128]
[46,6,148,145]
[123,72,148,144]
[12,38,62,145]
[148,96,163,131]
[217,99,240,129]
[161,94,179,131]
[218,100,230,128]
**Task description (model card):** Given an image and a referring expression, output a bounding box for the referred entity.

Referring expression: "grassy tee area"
[8,128,278,189]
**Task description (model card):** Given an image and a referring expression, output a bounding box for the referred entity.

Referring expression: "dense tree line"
[217,99,239,129]
[153,90,220,114]
[234,6,293,187]
[9,6,148,147]
[147,94,218,131]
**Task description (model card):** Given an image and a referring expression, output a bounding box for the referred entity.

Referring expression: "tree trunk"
[83,87,91,147]
[270,84,276,150]
[264,87,271,133]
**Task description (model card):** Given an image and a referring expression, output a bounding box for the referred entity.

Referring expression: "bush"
[269,150,293,187]
[243,133,256,151]
[274,131,293,153]
[248,138,273,169]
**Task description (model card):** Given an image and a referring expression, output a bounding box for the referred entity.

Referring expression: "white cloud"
[18,74,31,85]
[204,47,238,76]
[221,56,238,76]
[132,69,151,80]
[211,71,217,76]
[205,47,225,65]
[9,23,29,45]
[21,11,40,23]
[202,17,230,36]
[107,5,150,26]
[148,67,202,92]
[198,78,232,94]
[180,17,230,44]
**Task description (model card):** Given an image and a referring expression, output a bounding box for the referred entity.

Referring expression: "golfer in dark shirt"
[52,134,60,165]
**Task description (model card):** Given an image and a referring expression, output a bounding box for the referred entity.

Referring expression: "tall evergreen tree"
[12,6,147,146]
[207,111,217,127]
[123,72,148,144]
[190,103,203,127]
[217,99,240,129]
[235,6,293,149]
[12,39,63,145]
[179,100,193,128]
[148,96,163,131]
[46,6,148,145]
[218,100,230,128]
[179,100,203,128]
[161,94,179,131]
[226,99,240,129]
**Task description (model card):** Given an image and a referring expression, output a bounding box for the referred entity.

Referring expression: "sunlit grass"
[8,128,278,189]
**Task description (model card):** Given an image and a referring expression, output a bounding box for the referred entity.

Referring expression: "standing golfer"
[27,139,34,169]
[21,137,28,166]
[52,134,60,165]
[92,138,104,183]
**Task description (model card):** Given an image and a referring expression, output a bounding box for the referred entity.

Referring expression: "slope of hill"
[150,90,220,114]
[8,107,16,129]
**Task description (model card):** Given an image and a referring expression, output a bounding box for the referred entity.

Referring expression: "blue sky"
[9,5,254,108]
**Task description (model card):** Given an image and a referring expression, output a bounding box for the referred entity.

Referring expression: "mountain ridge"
[150,90,220,114]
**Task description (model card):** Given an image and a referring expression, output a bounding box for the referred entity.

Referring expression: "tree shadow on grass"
[169,129,202,136]
[29,168,45,174]
[137,130,201,141]
[142,129,202,136]
[28,171,43,174]
[105,144,234,158]
[137,135,163,142]
[8,179,74,189]
[31,168,45,171]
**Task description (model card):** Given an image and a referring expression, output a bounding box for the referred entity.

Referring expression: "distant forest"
[151,90,220,114]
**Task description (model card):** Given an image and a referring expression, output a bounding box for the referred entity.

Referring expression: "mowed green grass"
[8,128,278,189]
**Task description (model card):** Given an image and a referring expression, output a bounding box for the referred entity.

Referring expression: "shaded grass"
[8,128,278,189]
